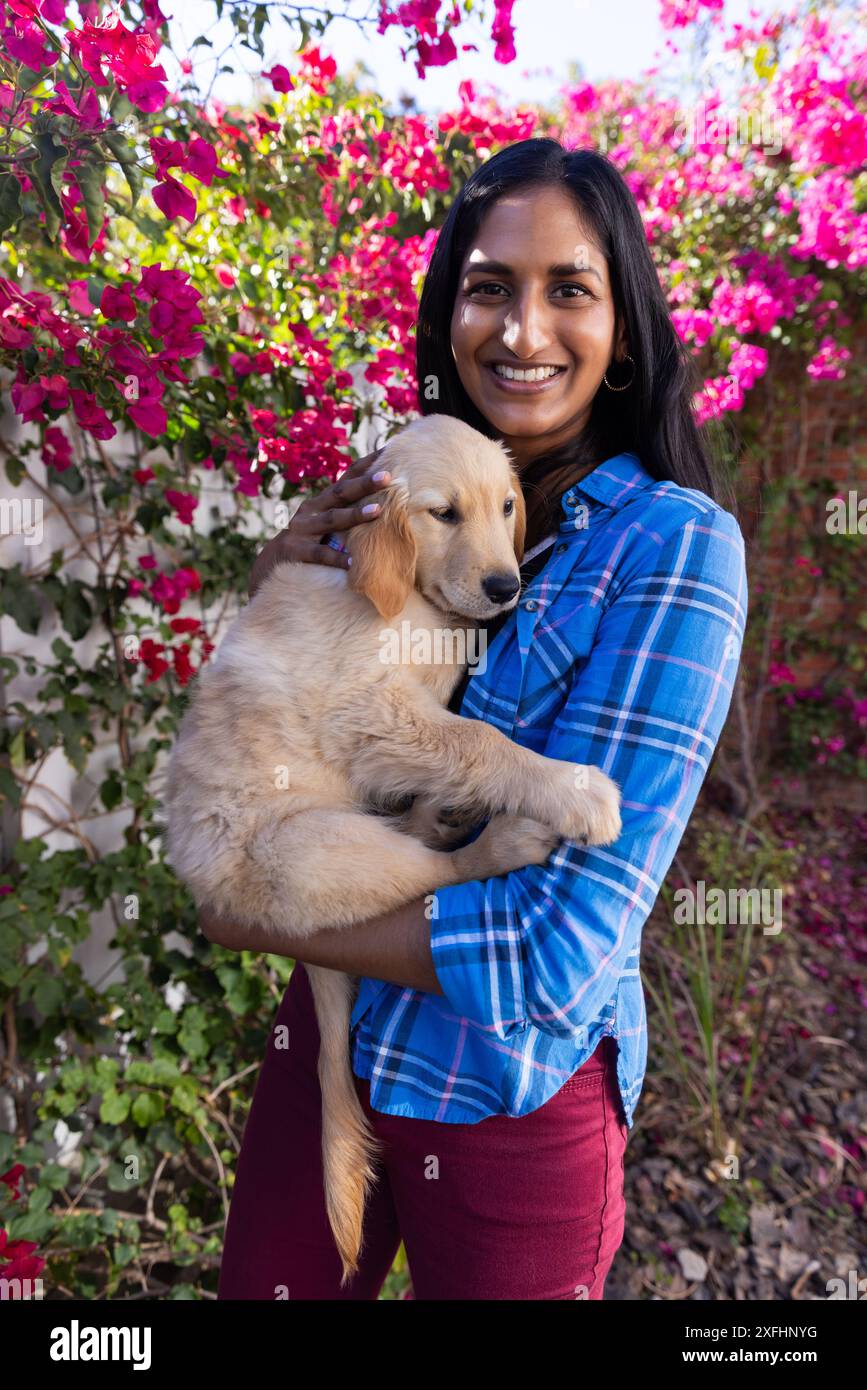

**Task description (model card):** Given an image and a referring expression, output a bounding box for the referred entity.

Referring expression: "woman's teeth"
[492,364,563,381]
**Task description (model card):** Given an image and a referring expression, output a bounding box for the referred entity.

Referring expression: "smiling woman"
[214,138,747,1302]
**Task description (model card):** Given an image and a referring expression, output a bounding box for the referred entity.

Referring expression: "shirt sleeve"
[429,506,748,1041]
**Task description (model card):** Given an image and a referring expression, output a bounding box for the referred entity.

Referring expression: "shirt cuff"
[429,878,527,1036]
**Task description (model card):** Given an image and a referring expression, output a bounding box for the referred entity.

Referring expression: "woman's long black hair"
[415,138,731,546]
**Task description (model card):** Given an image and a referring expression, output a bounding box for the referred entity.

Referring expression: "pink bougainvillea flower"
[728,342,768,391]
[184,136,219,186]
[45,80,107,130]
[263,63,294,92]
[297,44,337,93]
[127,399,167,435]
[69,15,168,112]
[149,135,186,179]
[138,637,170,682]
[659,0,724,30]
[170,617,201,635]
[133,466,155,485]
[141,0,169,30]
[152,175,197,222]
[415,30,458,76]
[42,425,73,472]
[137,554,157,570]
[68,279,95,315]
[224,194,247,224]
[769,662,796,685]
[0,1164,25,1199]
[172,642,196,685]
[164,489,198,524]
[806,336,852,381]
[2,11,58,70]
[149,565,201,615]
[100,284,137,322]
[491,0,516,64]
[70,388,116,440]
[11,378,47,423]
[215,263,236,288]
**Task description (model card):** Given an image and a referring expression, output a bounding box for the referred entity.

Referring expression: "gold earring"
[603,353,635,392]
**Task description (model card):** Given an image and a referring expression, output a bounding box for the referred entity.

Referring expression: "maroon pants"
[217,964,628,1300]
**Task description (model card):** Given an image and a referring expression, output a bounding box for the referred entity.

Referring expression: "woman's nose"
[500,289,552,357]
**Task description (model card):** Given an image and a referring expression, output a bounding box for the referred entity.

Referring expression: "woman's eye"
[468,282,508,297]
[554,283,590,299]
[504,498,515,516]
[430,506,458,523]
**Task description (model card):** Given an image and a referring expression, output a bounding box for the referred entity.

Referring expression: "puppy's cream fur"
[164,415,621,1283]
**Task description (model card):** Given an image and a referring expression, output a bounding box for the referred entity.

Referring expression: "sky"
[165,0,785,115]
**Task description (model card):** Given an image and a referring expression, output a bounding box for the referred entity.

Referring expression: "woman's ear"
[511,483,527,563]
[346,483,417,621]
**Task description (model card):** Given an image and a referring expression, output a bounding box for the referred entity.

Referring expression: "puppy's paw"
[454,813,560,879]
[558,765,622,846]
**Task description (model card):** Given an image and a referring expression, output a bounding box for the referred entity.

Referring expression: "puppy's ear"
[511,483,527,563]
[346,484,417,621]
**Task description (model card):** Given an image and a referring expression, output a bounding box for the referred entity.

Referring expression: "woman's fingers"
[306,461,391,519]
[247,448,390,596]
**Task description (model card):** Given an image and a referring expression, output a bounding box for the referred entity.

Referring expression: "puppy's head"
[345,415,525,622]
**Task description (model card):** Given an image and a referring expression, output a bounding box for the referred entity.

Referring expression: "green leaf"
[75,161,105,244]
[8,727,25,769]
[0,765,21,810]
[102,131,143,210]
[32,132,66,240]
[0,173,23,238]
[34,975,64,1016]
[52,463,84,495]
[100,771,124,811]
[99,1089,130,1124]
[59,582,93,641]
[49,153,70,204]
[0,568,41,636]
[131,1091,165,1127]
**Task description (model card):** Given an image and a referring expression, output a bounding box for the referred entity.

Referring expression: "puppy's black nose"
[482,572,520,605]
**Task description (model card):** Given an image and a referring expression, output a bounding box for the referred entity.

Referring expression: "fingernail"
[371,470,390,482]
[346,556,353,567]
[362,503,380,515]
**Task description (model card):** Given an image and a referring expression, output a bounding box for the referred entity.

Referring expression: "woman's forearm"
[200,895,444,995]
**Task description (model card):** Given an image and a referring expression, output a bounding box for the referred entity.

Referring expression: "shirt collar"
[560,452,654,520]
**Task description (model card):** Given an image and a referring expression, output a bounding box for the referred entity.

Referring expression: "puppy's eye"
[429,506,458,524]
[504,498,515,516]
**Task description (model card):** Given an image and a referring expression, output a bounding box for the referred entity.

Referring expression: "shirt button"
[525,599,538,612]
[556,543,567,554]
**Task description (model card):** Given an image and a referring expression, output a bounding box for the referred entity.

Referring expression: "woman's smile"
[485,360,570,393]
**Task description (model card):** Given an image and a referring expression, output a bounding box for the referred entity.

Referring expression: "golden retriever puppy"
[163,414,621,1283]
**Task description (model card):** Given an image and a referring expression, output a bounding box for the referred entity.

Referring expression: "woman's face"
[450,185,626,469]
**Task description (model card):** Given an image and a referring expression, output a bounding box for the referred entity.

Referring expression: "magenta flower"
[152,176,197,223]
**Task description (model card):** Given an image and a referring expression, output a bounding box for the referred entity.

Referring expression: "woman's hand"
[247,446,392,598]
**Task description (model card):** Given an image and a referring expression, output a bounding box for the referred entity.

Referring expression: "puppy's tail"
[306,964,382,1286]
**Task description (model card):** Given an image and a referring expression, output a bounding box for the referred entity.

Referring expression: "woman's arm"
[200,895,444,994]
[427,508,748,1039]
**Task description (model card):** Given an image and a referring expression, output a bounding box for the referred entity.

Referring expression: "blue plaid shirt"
[350,452,747,1128]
